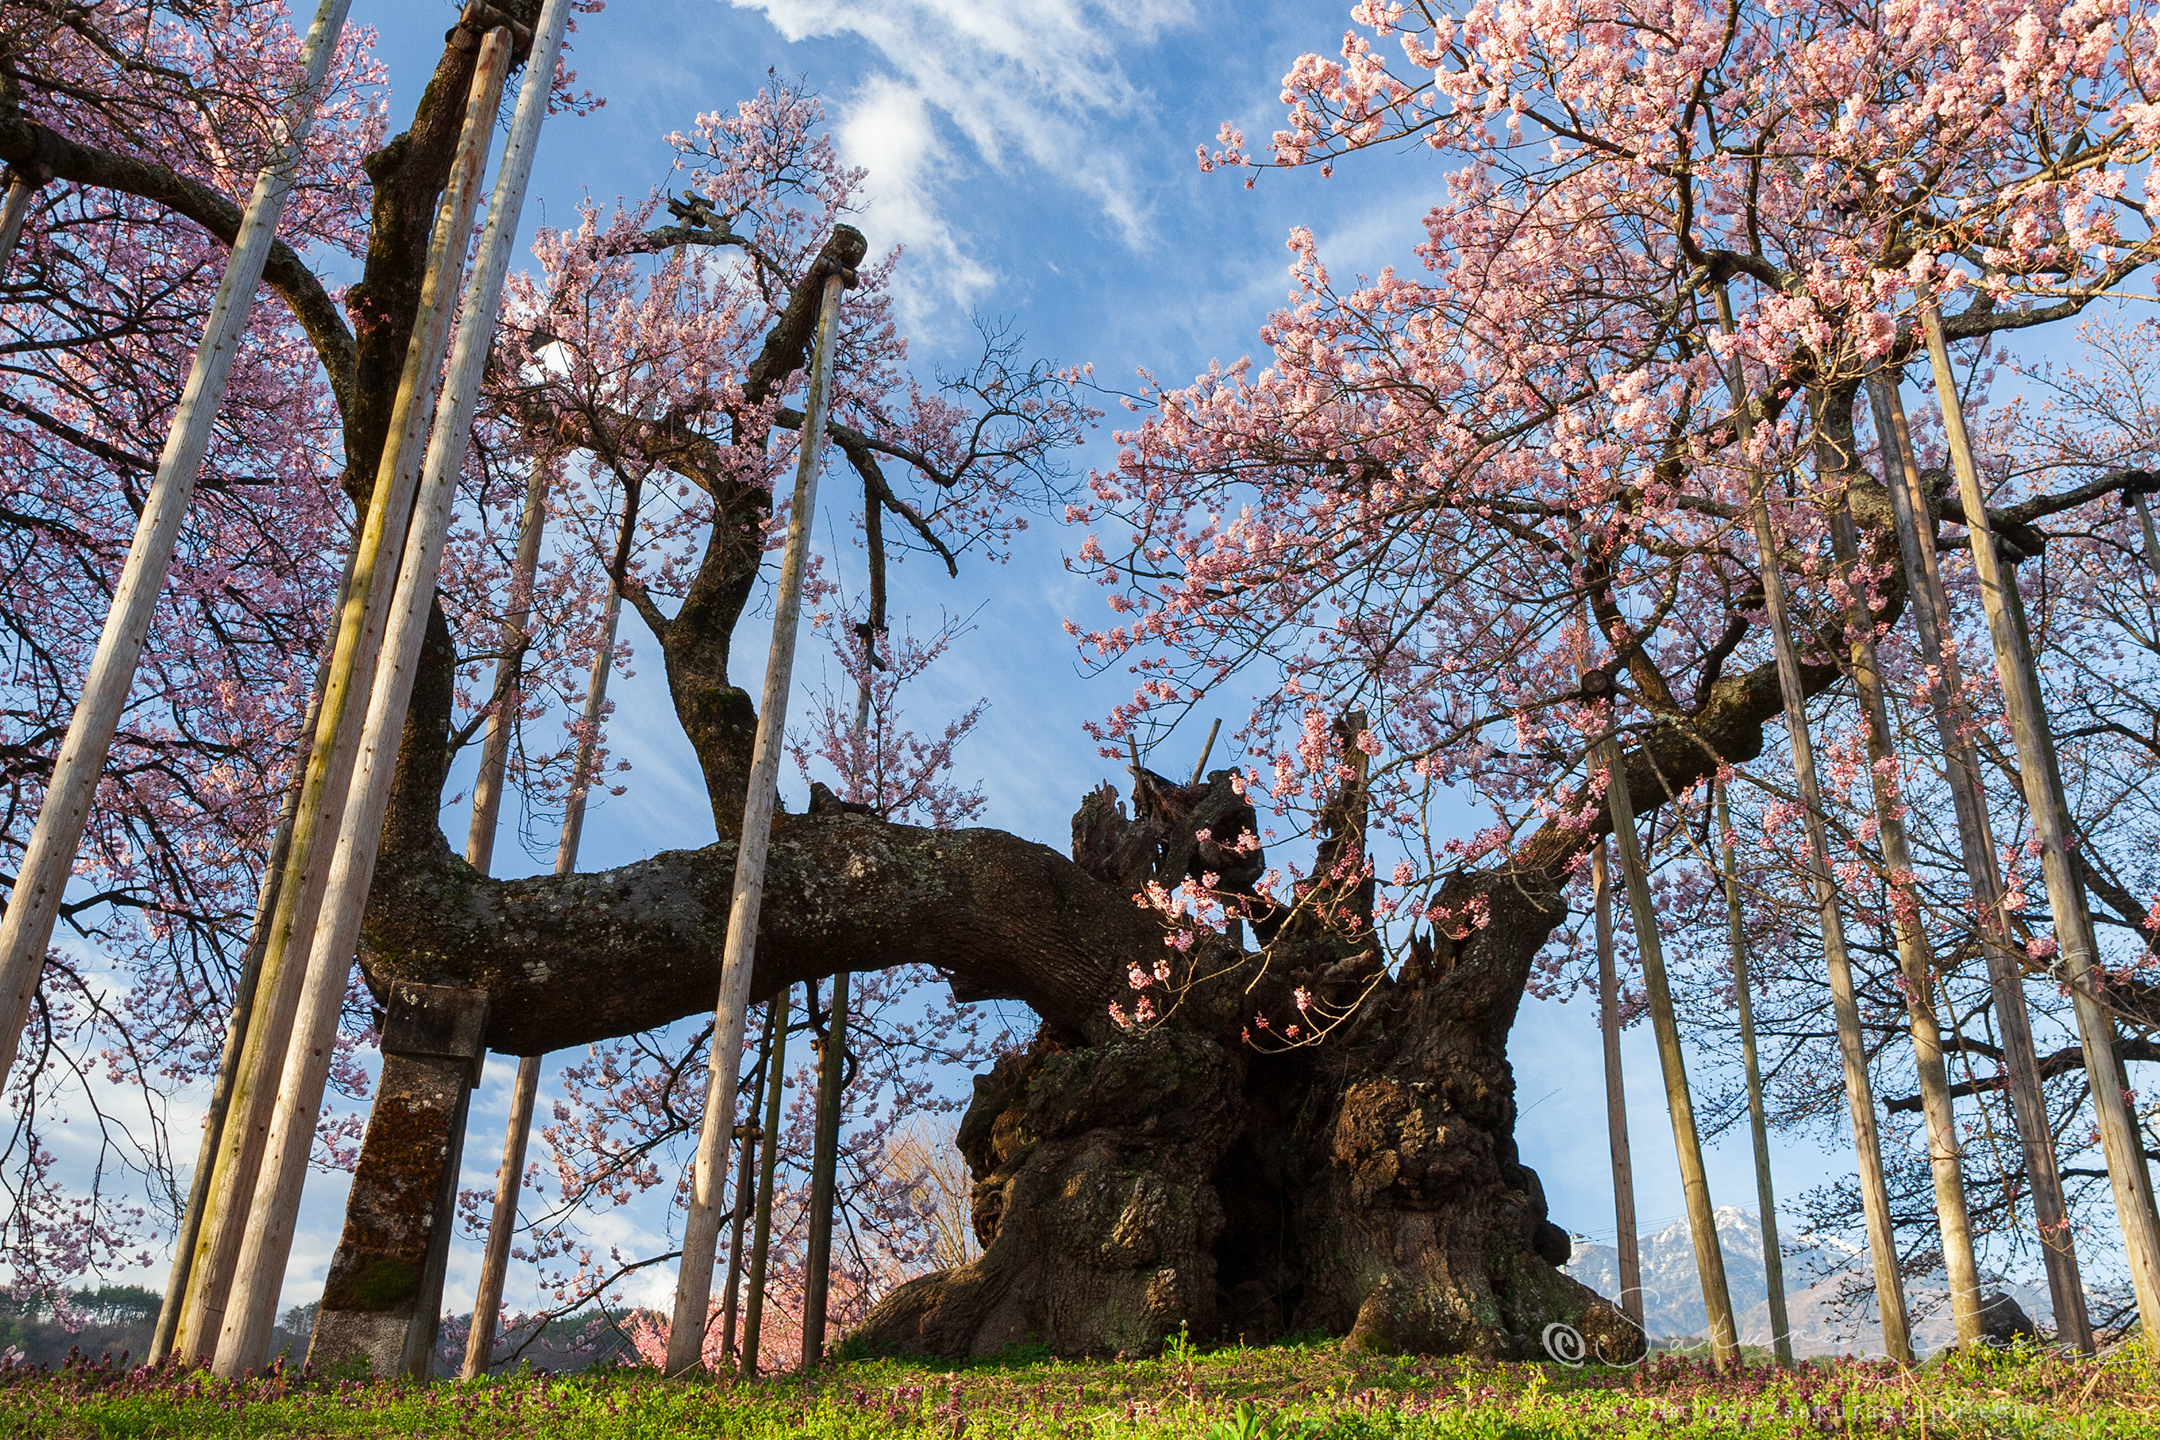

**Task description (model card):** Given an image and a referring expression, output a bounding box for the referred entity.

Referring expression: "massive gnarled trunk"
[361,784,1646,1358]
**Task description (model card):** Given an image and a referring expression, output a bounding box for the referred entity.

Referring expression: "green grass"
[3,1335,2153,1438]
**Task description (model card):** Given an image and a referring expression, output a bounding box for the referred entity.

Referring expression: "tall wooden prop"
[451,455,551,1376]
[1867,374,2094,1351]
[1595,726,1741,1366]
[0,169,41,277]
[213,4,568,1368]
[0,0,355,1094]
[720,1006,780,1362]
[1828,488,1985,1347]
[463,462,633,1378]
[800,971,851,1368]
[1717,779,1794,1364]
[1918,300,2160,1343]
[664,244,857,1374]
[181,4,490,1361]
[1591,840,1644,1330]
[800,624,880,1367]
[738,989,790,1375]
[1712,284,1913,1364]
[465,454,554,877]
[212,26,514,1374]
[460,1053,538,1376]
[148,623,341,1362]
[2136,492,2160,589]
[1574,528,1739,1366]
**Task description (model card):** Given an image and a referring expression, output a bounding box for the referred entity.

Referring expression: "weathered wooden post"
[212,3,569,1370]
[1716,778,1794,1364]
[1590,839,1644,1331]
[210,24,515,1374]
[1573,521,1739,1367]
[148,623,341,1362]
[459,1054,540,1376]
[1711,282,1912,1364]
[738,988,791,1375]
[1867,373,2094,1352]
[664,231,861,1375]
[1593,716,1740,1366]
[800,971,851,1368]
[2135,491,2160,590]
[719,1006,780,1363]
[464,453,555,877]
[0,167,42,276]
[1828,492,1985,1348]
[452,455,554,1377]
[799,617,886,1368]
[462,463,639,1377]
[181,5,505,1363]
[1189,719,1222,786]
[0,0,355,1095]
[1917,298,2160,1344]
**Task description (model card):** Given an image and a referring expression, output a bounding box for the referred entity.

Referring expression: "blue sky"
[243,0,1886,1322]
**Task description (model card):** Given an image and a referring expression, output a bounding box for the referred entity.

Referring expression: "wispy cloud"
[832,74,995,315]
[729,1,1195,314]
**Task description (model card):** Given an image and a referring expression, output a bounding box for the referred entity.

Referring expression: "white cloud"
[834,75,996,317]
[729,0,1195,315]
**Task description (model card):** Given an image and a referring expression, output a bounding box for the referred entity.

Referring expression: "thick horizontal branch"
[362,813,1159,1054]
[0,116,358,421]
[1936,466,2160,553]
[1886,1036,2160,1113]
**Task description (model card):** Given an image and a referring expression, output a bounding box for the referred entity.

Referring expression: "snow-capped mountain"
[1564,1206,2052,1355]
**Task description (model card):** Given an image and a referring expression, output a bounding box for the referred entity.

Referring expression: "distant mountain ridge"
[1564,1206,2052,1355]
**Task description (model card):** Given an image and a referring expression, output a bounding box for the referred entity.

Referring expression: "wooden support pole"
[461,1052,540,1379]
[665,244,856,1375]
[148,619,342,1363]
[0,0,355,1096]
[464,454,554,874]
[800,971,851,1369]
[177,6,455,1360]
[0,170,40,278]
[1868,374,2094,1352]
[1828,494,1986,1348]
[2135,492,2160,591]
[738,988,790,1376]
[1574,529,1738,1367]
[1918,299,2160,1344]
[463,460,637,1378]
[211,20,546,1374]
[720,1006,779,1364]
[1591,838,1644,1332]
[1712,283,1912,1365]
[1598,734,1741,1366]
[551,473,636,874]
[1189,719,1222,786]
[1717,779,1794,1365]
